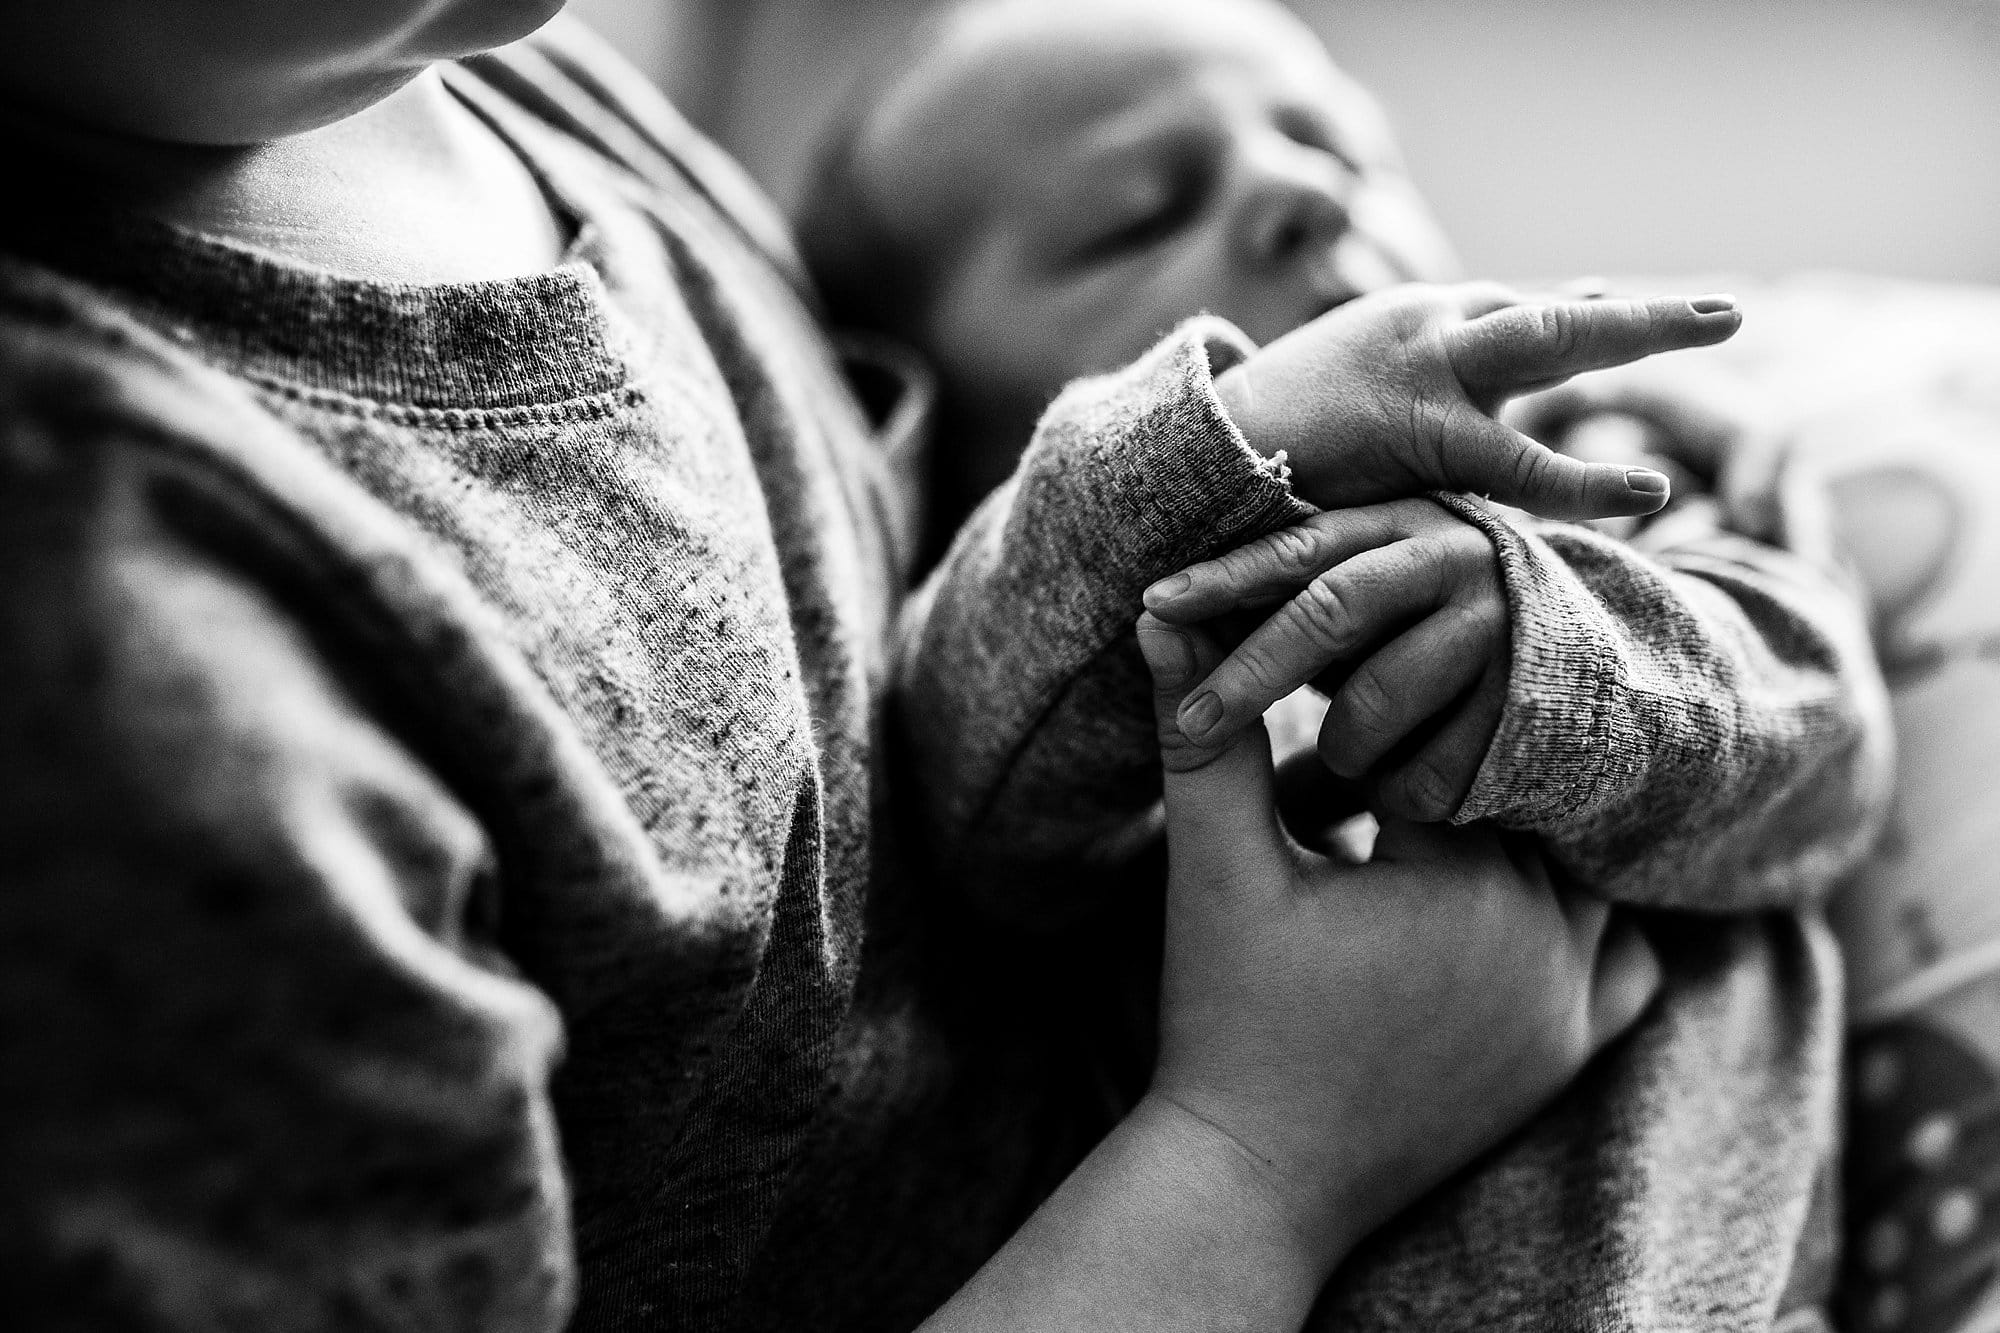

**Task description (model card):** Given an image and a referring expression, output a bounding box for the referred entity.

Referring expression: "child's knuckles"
[1403,532,1461,599]
[1223,638,1296,706]
[1534,304,1589,364]
[1442,591,1506,647]
[1501,441,1565,502]
[1290,573,1361,652]
[1265,523,1331,582]
[1391,495,1448,528]
[1439,524,1501,581]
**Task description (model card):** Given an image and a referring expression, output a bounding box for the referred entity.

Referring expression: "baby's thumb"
[1136,613,1290,879]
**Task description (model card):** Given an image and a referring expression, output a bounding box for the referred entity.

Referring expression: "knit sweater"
[894,332,1892,1332]
[0,17,1882,1333]
[901,385,1891,916]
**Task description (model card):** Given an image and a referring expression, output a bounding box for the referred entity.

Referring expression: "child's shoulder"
[0,255,287,470]
[0,252,361,590]
[460,14,807,287]
[0,255,230,454]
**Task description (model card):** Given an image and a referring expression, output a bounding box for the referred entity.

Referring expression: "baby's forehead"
[874,0,1392,175]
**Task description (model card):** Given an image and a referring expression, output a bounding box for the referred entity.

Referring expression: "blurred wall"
[1312,0,2000,283]
[573,0,2000,283]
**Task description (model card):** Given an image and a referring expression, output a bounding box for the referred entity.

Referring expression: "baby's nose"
[1236,140,1353,271]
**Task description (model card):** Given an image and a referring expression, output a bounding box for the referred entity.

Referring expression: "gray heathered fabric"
[0,19,1296,1333]
[897,329,1893,1327]
[0,16,1887,1333]
[902,438,1889,918]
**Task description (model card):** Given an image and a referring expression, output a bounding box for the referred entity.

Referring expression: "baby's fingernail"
[1143,572,1191,607]
[1688,293,1738,316]
[1625,468,1670,495]
[1180,691,1224,742]
[1138,621,1196,686]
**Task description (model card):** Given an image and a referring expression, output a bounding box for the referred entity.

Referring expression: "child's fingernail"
[1180,691,1224,741]
[1626,468,1670,495]
[1138,621,1196,686]
[1144,572,1191,607]
[1688,293,1738,315]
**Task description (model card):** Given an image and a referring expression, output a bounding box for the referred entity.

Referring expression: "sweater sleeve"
[1,399,573,1328]
[895,319,1311,918]
[1441,494,1894,911]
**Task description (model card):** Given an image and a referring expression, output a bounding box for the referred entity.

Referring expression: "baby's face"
[861,0,1459,417]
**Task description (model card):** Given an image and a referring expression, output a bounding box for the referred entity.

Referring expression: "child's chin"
[416,0,573,56]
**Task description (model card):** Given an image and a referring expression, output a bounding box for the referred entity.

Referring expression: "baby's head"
[799,0,1459,514]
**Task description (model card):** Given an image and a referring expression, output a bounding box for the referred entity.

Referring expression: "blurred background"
[568,0,2000,283]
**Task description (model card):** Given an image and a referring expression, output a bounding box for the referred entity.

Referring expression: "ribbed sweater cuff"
[1435,495,1617,827]
[1051,316,1315,578]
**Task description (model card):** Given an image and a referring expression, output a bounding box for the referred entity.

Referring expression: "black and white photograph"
[3,1,1998,1328]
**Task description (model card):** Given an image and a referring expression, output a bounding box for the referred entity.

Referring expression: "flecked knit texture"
[1440,493,1893,908]
[898,343,1893,1328]
[0,21,1303,1332]
[901,470,1889,920]
[0,16,1881,1333]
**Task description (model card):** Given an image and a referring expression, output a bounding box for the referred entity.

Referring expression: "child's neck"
[7,70,569,285]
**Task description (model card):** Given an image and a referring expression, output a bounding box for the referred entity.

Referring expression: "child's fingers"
[1438,412,1673,521]
[1447,295,1741,401]
[1142,500,1442,624]
[1174,542,1434,748]
[1362,657,1508,822]
[1176,523,1497,747]
[1318,606,1504,791]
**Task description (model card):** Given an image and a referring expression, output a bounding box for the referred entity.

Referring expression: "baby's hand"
[1144,499,1506,821]
[1217,282,1741,521]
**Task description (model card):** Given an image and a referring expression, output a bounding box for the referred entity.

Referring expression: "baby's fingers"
[1438,414,1675,521]
[1447,295,1741,404]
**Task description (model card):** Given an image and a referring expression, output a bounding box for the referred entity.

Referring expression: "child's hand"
[1144,498,1506,820]
[1136,613,1659,1264]
[1216,282,1742,521]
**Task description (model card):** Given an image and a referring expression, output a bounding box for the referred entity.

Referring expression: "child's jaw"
[0,0,566,146]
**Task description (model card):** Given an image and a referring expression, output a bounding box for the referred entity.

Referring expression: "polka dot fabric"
[1843,1020,2000,1332]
